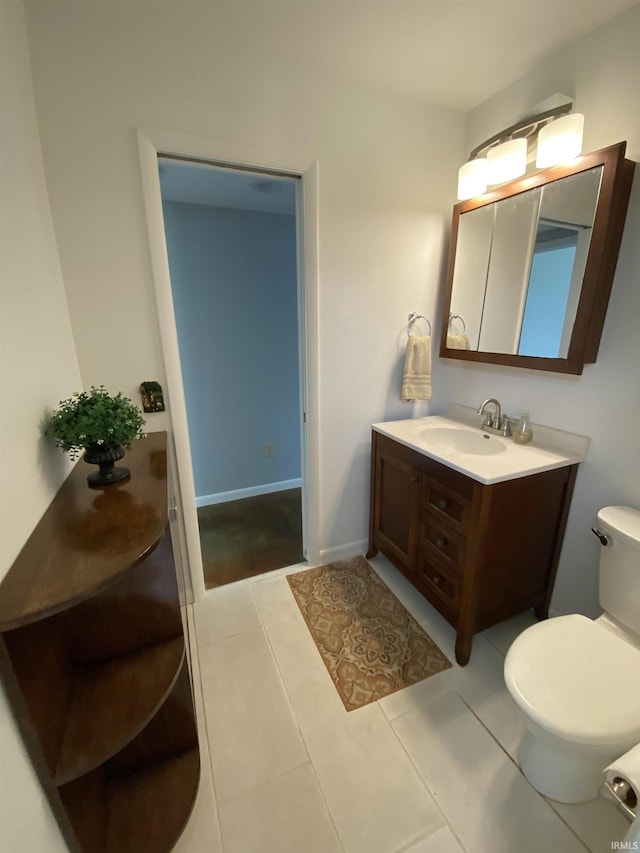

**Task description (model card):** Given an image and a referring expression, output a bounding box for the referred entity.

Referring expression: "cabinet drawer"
[420,516,465,573]
[423,477,470,535]
[416,552,461,616]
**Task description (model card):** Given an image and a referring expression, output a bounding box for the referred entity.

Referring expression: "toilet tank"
[598,506,640,634]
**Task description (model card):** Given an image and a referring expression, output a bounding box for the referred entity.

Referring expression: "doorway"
[158,157,308,589]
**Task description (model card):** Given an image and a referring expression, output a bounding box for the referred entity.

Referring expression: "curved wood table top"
[0,432,168,631]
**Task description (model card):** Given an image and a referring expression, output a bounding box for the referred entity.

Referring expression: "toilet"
[504,506,640,803]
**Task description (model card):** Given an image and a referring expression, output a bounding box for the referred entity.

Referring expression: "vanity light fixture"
[486,138,527,185]
[536,113,584,168]
[456,101,582,201]
[457,158,488,201]
[457,161,487,201]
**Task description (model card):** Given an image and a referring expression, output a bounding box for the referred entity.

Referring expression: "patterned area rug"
[287,556,451,711]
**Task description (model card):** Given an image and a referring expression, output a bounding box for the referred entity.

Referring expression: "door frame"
[137,127,320,602]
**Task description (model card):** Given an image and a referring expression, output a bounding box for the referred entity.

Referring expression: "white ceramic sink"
[372,406,590,484]
[420,427,507,456]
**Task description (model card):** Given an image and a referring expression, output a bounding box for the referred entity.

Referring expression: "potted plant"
[48,386,146,487]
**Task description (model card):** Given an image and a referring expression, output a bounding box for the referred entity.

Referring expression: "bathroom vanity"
[367,409,589,665]
[0,432,199,852]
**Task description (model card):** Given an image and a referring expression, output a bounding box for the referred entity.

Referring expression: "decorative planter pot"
[83,443,130,487]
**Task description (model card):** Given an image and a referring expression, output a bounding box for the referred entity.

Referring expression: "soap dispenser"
[513,412,533,444]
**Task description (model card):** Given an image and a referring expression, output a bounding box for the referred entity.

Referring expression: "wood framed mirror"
[440,142,635,374]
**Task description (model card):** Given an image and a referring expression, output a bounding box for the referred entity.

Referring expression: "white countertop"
[372,405,590,485]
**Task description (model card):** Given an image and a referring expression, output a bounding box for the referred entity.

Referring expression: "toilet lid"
[504,614,640,746]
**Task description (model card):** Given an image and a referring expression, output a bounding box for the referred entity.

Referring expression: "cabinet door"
[372,446,420,572]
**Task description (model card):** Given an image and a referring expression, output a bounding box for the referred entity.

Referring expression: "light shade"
[487,138,527,185]
[457,158,488,200]
[536,113,584,168]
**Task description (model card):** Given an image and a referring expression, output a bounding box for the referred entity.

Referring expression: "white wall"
[0,1,80,849]
[24,1,465,557]
[163,202,301,499]
[447,3,640,617]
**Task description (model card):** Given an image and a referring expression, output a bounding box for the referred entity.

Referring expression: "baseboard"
[195,478,302,508]
[318,539,369,565]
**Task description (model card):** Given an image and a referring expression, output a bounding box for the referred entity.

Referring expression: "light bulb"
[487,138,527,185]
[536,113,584,168]
[457,158,488,200]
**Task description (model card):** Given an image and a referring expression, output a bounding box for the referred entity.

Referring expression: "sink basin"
[373,408,590,484]
[421,427,508,456]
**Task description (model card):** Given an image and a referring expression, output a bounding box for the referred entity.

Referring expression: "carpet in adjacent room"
[198,488,303,589]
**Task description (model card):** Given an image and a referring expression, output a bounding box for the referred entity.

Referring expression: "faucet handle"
[499,415,513,437]
[477,398,501,430]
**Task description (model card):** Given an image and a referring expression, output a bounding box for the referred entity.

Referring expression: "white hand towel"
[401,335,431,401]
[446,332,470,350]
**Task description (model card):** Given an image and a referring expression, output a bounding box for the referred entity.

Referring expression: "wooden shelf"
[59,747,200,853]
[0,433,200,851]
[106,748,200,853]
[55,637,185,785]
[0,432,169,631]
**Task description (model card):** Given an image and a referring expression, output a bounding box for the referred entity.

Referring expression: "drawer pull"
[437,498,449,510]
[435,538,446,549]
[410,476,420,483]
[433,575,443,586]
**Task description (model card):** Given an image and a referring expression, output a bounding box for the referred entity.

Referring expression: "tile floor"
[174,553,630,853]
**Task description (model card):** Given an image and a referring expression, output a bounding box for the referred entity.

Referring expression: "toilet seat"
[505,614,640,747]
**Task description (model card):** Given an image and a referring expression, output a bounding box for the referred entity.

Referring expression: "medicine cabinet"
[440,142,635,374]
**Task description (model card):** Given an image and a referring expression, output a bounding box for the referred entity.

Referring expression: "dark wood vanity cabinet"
[369,437,421,573]
[367,431,577,665]
[0,432,199,852]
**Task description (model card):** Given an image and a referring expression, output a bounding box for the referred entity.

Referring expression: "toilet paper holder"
[602,776,638,822]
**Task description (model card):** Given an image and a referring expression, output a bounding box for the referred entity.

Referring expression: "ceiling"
[152,0,637,211]
[215,0,639,112]
[32,1,639,112]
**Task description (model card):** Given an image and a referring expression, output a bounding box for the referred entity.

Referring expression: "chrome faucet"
[477,398,501,429]
[477,398,513,436]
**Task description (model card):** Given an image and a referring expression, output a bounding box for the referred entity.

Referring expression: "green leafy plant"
[47,386,146,460]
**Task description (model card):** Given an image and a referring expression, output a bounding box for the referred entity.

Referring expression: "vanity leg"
[366,432,379,562]
[534,603,549,621]
[454,630,472,667]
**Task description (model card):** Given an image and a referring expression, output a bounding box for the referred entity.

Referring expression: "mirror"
[440,142,635,374]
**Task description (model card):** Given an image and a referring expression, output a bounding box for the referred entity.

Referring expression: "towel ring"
[448,312,467,332]
[407,312,432,336]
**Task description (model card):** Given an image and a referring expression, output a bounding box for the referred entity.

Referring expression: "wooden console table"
[0,432,199,852]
